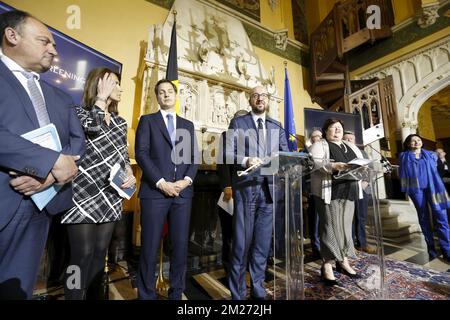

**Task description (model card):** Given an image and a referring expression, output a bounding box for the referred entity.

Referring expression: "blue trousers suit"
[408,188,450,258]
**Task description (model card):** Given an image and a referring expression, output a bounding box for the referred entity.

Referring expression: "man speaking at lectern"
[226,85,288,300]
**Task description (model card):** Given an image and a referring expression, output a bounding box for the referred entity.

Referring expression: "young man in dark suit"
[226,85,288,300]
[0,10,85,299]
[135,79,198,300]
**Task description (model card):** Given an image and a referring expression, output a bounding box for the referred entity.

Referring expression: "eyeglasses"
[250,93,269,100]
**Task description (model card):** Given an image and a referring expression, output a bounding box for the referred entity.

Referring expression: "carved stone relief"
[268,0,278,11]
[274,29,289,51]
[417,3,440,29]
[140,0,281,164]
[179,82,198,121]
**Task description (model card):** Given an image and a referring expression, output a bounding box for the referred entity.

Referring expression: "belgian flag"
[166,15,180,114]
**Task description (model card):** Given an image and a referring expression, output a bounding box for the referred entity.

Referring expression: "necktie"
[21,71,50,127]
[340,143,347,153]
[257,118,266,157]
[166,114,175,146]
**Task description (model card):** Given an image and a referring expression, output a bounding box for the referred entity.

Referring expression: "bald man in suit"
[0,10,85,299]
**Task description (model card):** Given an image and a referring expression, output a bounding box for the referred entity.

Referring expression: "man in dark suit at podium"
[135,79,198,300]
[226,85,288,300]
[0,11,85,299]
[343,131,376,254]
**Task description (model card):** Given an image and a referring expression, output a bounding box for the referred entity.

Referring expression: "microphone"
[366,144,394,173]
[267,119,315,170]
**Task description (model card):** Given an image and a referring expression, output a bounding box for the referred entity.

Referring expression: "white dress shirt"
[241,112,266,167]
[1,54,46,104]
[156,108,193,188]
[160,108,177,132]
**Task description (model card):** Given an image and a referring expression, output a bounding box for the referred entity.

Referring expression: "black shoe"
[320,265,337,286]
[336,263,361,279]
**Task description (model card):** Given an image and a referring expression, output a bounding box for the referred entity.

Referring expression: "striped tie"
[21,71,50,127]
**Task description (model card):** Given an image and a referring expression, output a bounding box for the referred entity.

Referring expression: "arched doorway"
[417,85,450,152]
[357,35,450,146]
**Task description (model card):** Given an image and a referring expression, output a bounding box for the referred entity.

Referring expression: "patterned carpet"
[299,253,450,300]
[34,246,450,300]
[192,252,450,300]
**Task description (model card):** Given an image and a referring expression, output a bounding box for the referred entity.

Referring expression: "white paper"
[217,192,233,216]
[348,158,373,166]
[109,163,136,200]
[21,124,62,210]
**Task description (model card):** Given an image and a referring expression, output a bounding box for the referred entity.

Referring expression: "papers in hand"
[334,158,373,181]
[109,163,136,200]
[217,192,233,216]
[21,124,62,210]
[347,158,373,166]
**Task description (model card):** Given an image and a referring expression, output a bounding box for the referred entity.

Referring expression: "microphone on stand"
[235,119,316,176]
[284,132,316,171]
[269,120,315,170]
[366,144,395,173]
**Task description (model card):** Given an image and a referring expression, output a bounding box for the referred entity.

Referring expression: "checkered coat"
[61,106,130,224]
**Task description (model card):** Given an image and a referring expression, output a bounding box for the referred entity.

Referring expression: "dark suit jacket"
[226,113,289,201]
[135,111,198,199]
[0,60,86,229]
[217,131,233,191]
[437,159,450,179]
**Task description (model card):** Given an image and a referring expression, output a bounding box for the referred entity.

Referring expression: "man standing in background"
[343,131,376,254]
[436,148,450,194]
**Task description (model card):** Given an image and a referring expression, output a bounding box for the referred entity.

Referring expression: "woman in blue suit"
[400,134,450,262]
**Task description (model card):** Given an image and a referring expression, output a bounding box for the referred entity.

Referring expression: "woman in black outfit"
[310,119,364,285]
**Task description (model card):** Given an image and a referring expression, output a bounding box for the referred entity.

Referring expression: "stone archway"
[355,36,450,239]
[399,65,450,140]
[358,36,450,142]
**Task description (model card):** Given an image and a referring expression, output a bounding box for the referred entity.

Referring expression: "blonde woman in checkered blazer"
[62,67,135,300]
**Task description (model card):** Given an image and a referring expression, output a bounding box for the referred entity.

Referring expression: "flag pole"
[156,238,169,293]
[156,8,178,295]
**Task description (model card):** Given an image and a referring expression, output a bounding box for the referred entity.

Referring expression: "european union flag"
[284,67,297,151]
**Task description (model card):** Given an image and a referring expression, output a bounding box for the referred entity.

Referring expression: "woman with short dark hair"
[310,118,365,285]
[400,134,450,262]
